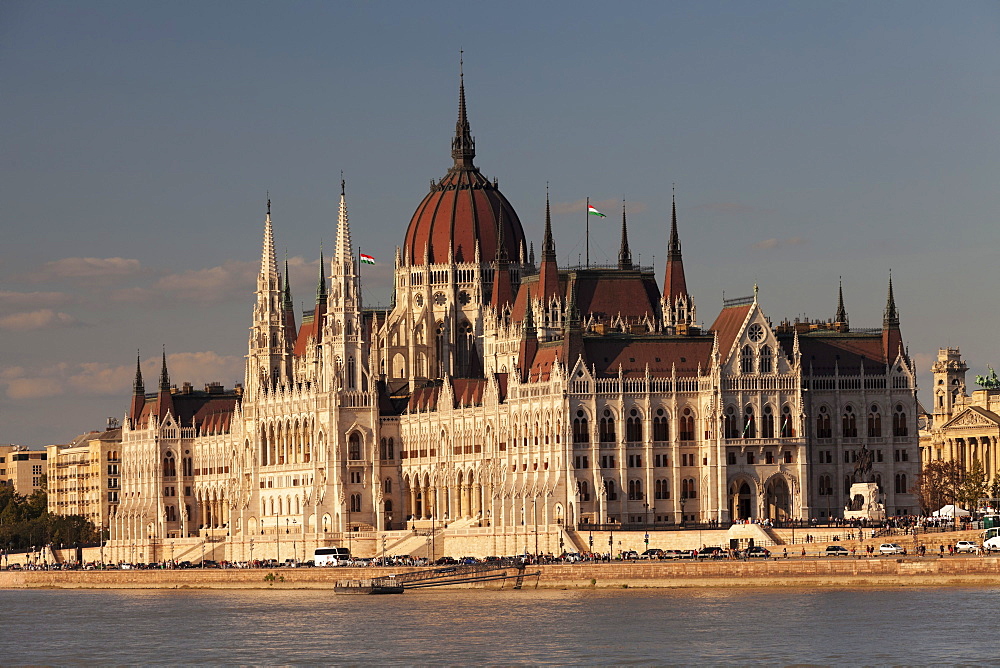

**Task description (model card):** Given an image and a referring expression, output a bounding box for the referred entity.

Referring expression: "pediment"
[941,406,1000,430]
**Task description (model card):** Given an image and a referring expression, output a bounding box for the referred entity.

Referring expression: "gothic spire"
[282,254,293,311]
[663,187,689,301]
[668,188,681,260]
[316,245,328,305]
[883,271,899,328]
[618,198,633,270]
[261,196,278,280]
[132,350,144,395]
[542,187,556,263]
[835,276,848,328]
[334,174,353,267]
[159,346,170,392]
[451,51,476,169]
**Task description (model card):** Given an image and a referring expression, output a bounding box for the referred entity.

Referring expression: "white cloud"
[26,257,142,283]
[752,237,808,250]
[0,352,243,401]
[0,309,79,331]
[0,291,71,312]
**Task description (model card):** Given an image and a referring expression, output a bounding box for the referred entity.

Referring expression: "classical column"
[474,483,482,518]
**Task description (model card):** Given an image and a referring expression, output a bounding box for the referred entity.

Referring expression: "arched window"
[578,480,591,501]
[893,405,908,437]
[628,479,643,501]
[743,405,756,439]
[681,477,697,499]
[868,404,882,438]
[435,320,446,375]
[759,345,773,373]
[599,409,616,443]
[350,493,362,513]
[384,499,393,513]
[604,479,618,501]
[724,406,739,439]
[626,409,642,442]
[387,437,394,459]
[816,406,832,439]
[346,356,356,389]
[163,452,176,478]
[653,408,669,441]
[780,405,795,438]
[348,433,362,460]
[741,345,754,374]
[166,505,177,522]
[842,406,858,438]
[680,408,696,441]
[455,320,477,377]
[573,410,589,444]
[761,405,775,439]
[383,478,392,493]
[895,473,908,494]
[654,479,670,500]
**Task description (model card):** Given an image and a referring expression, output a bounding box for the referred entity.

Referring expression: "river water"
[0,586,993,665]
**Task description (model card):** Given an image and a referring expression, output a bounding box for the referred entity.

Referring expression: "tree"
[959,459,990,512]
[909,460,964,515]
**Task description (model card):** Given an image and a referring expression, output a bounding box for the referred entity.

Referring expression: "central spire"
[618,198,633,270]
[451,51,476,169]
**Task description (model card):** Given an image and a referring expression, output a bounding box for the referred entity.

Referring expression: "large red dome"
[403,75,525,265]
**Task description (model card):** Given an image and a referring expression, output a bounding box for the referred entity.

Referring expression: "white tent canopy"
[932,504,971,517]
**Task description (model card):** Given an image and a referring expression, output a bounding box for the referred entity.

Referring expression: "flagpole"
[586,197,590,267]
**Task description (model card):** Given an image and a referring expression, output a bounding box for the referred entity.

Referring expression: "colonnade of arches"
[572,405,697,445]
[727,475,793,522]
[259,419,319,466]
[402,470,483,522]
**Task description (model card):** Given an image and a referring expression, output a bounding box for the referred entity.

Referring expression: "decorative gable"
[941,407,1000,430]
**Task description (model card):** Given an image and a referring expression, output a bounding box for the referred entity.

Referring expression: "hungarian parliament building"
[107,73,920,559]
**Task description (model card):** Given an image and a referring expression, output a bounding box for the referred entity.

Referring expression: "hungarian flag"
[588,205,607,218]
[360,253,375,265]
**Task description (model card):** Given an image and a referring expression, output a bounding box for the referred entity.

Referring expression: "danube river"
[0,587,994,664]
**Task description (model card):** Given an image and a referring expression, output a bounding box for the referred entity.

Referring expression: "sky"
[3,1,1000,447]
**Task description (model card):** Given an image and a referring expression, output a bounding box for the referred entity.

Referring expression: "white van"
[314,547,351,566]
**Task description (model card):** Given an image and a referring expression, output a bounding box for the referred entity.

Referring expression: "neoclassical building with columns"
[922,347,1000,487]
[107,72,920,562]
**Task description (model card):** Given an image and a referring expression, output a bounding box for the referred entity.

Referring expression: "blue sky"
[3,1,999,446]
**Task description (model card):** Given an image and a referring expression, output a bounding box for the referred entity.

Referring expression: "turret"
[128,351,145,425]
[882,273,903,362]
[662,190,696,333]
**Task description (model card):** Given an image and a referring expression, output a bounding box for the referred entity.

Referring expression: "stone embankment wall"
[3,556,1000,590]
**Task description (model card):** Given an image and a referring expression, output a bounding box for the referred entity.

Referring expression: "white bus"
[982,527,1000,552]
[314,547,351,566]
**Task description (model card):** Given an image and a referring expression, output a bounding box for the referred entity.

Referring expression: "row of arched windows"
[818,404,908,439]
[723,405,795,439]
[740,345,774,374]
[573,407,697,443]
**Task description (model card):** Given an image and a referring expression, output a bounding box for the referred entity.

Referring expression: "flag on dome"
[360,253,375,265]
[587,205,607,218]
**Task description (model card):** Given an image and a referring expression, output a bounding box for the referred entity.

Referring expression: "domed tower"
[383,63,527,384]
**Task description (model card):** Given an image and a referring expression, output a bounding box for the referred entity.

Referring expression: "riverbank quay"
[4,556,1000,590]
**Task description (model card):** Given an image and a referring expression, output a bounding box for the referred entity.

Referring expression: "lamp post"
[532,498,538,558]
[609,530,614,561]
[588,530,593,560]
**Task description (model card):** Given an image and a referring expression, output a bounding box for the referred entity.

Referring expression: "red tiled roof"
[708,304,753,362]
[583,337,713,377]
[780,332,889,375]
[450,378,486,407]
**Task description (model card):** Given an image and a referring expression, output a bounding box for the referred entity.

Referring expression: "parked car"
[640,549,665,560]
[955,540,978,553]
[620,550,640,560]
[878,543,905,555]
[697,547,725,560]
[661,549,685,560]
[824,545,851,557]
[560,552,583,563]
[746,546,771,559]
